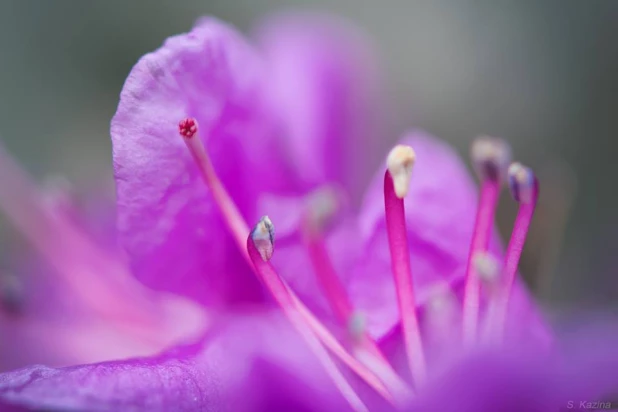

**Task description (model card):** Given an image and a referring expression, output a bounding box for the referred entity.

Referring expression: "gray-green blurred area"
[0,0,616,307]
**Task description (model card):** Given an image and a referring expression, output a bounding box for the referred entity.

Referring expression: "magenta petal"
[408,320,618,412]
[0,312,349,412]
[111,18,294,305]
[256,13,383,196]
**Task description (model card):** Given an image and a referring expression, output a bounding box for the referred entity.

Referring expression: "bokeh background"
[0,0,616,309]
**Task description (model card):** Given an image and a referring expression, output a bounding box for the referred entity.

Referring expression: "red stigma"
[178,118,198,138]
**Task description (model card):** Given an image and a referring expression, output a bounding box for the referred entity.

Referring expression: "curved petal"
[0,312,350,412]
[111,18,295,305]
[256,12,384,198]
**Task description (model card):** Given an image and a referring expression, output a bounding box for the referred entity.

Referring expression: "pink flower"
[0,145,207,370]
[0,13,615,412]
[110,14,381,307]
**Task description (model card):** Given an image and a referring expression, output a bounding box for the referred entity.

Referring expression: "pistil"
[179,118,250,256]
[462,137,510,344]
[384,145,426,386]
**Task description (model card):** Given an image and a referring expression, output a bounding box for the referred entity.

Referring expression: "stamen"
[248,218,380,411]
[508,162,537,204]
[470,136,511,182]
[251,215,275,262]
[301,188,411,396]
[504,163,538,291]
[473,252,501,284]
[384,145,427,386]
[386,145,416,198]
[180,120,406,401]
[462,137,511,344]
[302,187,353,323]
[491,163,538,340]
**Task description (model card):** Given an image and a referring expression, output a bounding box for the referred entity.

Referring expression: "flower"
[110,13,381,307]
[0,144,207,371]
[0,12,616,412]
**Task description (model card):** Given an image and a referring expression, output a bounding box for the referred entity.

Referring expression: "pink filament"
[304,232,353,323]
[183,132,401,402]
[462,180,500,343]
[291,292,405,403]
[248,239,386,411]
[491,190,537,340]
[503,203,535,301]
[302,224,406,385]
[383,171,426,385]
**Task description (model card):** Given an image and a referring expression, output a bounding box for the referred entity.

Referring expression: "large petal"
[111,18,295,305]
[256,12,384,199]
[0,311,350,412]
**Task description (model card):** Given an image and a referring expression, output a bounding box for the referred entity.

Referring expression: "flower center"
[178,118,409,409]
[178,118,539,410]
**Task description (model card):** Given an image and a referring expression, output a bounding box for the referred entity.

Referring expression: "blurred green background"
[0,0,616,308]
